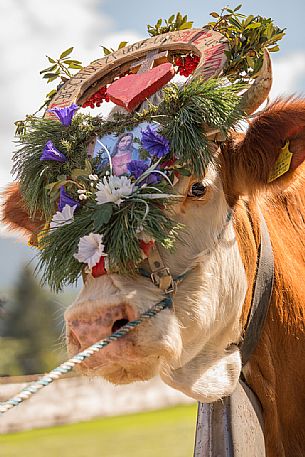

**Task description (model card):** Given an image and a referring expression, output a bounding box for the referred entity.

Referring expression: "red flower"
[174,53,200,77]
[82,85,109,109]
[92,256,107,277]
[139,240,155,257]
[161,157,177,169]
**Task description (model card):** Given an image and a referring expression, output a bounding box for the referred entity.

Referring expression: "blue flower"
[58,186,80,212]
[48,103,79,126]
[40,140,67,162]
[141,125,170,158]
[145,172,161,185]
[127,160,150,179]
[127,159,162,185]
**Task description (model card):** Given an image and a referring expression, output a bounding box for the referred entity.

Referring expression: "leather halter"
[139,210,233,293]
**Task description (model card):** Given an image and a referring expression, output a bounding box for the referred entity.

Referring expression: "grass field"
[0,404,198,457]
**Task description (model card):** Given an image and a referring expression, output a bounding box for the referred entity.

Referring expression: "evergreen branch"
[38,198,177,291]
[159,78,245,175]
[38,209,94,291]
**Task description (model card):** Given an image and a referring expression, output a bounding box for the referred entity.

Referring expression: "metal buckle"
[150,266,170,284]
[151,268,176,294]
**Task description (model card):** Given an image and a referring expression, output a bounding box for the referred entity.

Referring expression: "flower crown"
[12,8,284,290]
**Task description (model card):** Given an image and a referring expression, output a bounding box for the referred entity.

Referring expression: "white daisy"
[74,233,106,269]
[95,175,135,206]
[50,204,77,229]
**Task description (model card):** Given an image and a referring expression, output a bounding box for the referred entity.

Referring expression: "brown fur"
[238,189,305,457]
[232,199,260,330]
[221,99,305,457]
[232,98,305,195]
[2,183,43,240]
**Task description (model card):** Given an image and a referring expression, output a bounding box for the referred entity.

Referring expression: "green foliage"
[101,41,128,56]
[147,12,193,37]
[208,4,285,80]
[39,47,83,110]
[12,114,104,219]
[0,266,64,375]
[91,203,113,230]
[0,338,27,376]
[38,209,94,290]
[158,78,245,175]
[37,188,178,291]
[40,47,83,83]
[103,201,177,274]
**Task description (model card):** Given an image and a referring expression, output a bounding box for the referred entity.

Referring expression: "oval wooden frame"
[47,28,228,114]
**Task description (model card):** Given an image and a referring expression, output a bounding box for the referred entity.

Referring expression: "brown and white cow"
[3,98,305,456]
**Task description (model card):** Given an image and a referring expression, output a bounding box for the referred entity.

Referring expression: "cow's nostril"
[112,318,129,333]
[69,330,81,350]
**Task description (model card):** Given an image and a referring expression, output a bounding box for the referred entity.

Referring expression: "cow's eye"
[187,182,207,197]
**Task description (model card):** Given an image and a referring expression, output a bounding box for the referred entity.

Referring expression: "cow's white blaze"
[65,163,248,402]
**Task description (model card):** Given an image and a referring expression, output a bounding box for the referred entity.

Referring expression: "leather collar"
[239,208,274,366]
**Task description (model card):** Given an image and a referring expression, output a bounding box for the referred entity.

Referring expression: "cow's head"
[4,93,305,403]
[4,27,305,403]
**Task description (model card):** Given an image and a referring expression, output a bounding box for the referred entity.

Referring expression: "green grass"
[0,404,198,457]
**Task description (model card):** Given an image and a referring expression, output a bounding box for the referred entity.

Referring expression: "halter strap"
[147,246,175,293]
[239,208,274,366]
[139,210,233,293]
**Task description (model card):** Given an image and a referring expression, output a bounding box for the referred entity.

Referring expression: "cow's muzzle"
[65,303,137,354]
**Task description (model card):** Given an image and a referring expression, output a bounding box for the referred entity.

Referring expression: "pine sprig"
[38,209,93,290]
[158,78,245,175]
[12,114,105,218]
[38,198,177,291]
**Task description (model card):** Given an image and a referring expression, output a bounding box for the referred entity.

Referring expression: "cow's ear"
[2,183,44,241]
[233,98,305,194]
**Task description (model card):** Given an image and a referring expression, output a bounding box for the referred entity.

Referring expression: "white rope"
[0,297,172,415]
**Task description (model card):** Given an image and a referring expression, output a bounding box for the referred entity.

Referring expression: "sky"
[0,0,304,236]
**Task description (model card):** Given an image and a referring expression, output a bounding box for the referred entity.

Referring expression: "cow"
[3,56,305,456]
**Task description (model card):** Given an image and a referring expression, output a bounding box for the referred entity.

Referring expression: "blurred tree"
[0,266,65,375]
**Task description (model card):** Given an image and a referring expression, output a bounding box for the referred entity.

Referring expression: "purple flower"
[48,103,79,126]
[127,159,162,185]
[141,125,170,158]
[58,186,80,211]
[127,160,149,179]
[145,172,161,185]
[40,140,67,162]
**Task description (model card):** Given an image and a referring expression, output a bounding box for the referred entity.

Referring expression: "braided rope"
[0,297,172,415]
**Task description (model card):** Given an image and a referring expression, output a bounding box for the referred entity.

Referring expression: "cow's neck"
[236,201,274,365]
[233,199,261,330]
[235,190,305,457]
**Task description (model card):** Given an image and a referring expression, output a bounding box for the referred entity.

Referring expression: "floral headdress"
[12,8,284,290]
